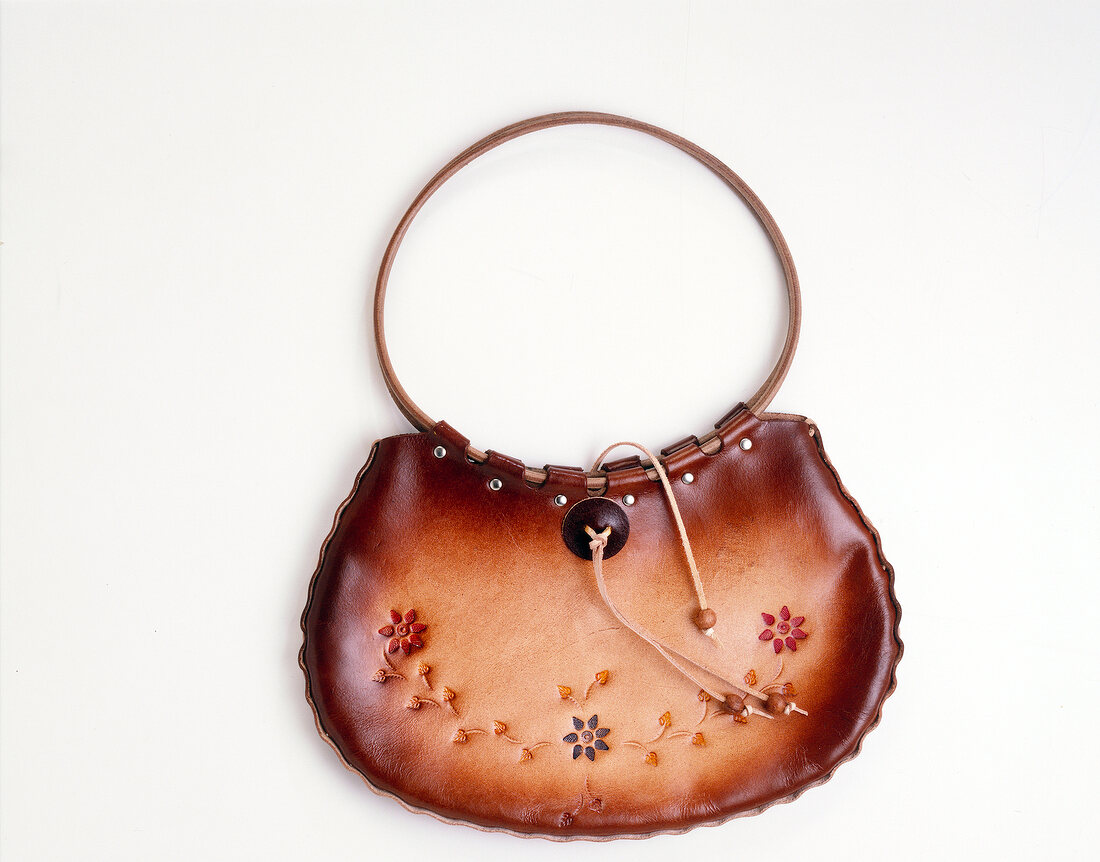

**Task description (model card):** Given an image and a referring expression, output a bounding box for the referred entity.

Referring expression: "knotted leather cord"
[585,527,768,710]
[582,441,775,708]
[590,441,712,629]
[374,112,802,492]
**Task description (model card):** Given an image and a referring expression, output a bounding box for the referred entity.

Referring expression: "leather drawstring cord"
[589,441,716,637]
[589,441,717,637]
[584,442,772,712]
[585,526,768,714]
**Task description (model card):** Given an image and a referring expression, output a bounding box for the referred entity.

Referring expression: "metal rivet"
[622,494,635,506]
[553,494,567,507]
[681,473,694,485]
[739,437,752,451]
[488,478,503,491]
[433,445,446,458]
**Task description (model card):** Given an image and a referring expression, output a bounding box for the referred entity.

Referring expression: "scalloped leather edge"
[299,419,903,841]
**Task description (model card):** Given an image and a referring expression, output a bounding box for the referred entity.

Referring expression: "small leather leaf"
[659,711,672,727]
[557,685,572,699]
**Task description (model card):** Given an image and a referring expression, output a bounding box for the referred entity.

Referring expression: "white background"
[2,2,1098,859]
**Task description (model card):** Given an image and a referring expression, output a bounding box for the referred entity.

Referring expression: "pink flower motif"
[758,605,808,654]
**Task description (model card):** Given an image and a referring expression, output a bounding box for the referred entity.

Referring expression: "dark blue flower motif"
[563,714,610,761]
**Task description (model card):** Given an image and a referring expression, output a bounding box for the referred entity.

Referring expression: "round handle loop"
[373,111,801,486]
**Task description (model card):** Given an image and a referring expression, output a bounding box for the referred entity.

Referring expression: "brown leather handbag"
[300,112,902,839]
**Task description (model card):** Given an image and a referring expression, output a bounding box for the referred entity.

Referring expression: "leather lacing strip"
[585,441,807,719]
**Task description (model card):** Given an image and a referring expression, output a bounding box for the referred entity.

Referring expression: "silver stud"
[739,437,752,451]
[682,473,694,485]
[433,445,446,459]
[488,478,503,491]
[622,494,635,506]
[553,494,567,507]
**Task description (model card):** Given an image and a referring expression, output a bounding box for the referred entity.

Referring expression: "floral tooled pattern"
[758,605,807,653]
[564,715,610,761]
[371,600,809,788]
[624,711,706,766]
[558,778,603,827]
[378,608,427,655]
[557,670,609,706]
[375,614,556,761]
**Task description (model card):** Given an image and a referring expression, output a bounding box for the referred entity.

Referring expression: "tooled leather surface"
[300,411,901,839]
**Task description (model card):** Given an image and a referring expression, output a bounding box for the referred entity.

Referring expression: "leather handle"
[373,111,802,472]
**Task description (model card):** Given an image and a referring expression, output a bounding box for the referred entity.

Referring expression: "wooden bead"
[764,694,788,715]
[694,607,718,630]
[722,695,745,715]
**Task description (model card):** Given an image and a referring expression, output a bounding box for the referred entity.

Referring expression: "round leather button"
[561,497,629,561]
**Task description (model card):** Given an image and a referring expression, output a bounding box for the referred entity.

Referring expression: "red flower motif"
[758,605,807,653]
[378,608,427,655]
